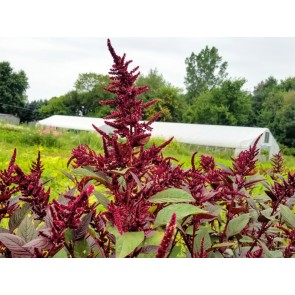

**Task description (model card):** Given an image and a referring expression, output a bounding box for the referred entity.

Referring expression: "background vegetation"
[1,45,295,153]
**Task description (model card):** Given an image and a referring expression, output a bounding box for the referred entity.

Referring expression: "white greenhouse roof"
[151,122,269,148]
[37,115,279,152]
[38,115,106,132]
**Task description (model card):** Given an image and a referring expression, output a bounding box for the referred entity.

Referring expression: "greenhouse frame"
[38,115,280,159]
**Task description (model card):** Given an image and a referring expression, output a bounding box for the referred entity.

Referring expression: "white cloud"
[1,37,295,101]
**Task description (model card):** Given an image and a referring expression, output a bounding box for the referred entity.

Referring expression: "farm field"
[1,122,295,201]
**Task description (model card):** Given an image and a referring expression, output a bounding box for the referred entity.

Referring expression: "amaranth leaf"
[148,188,195,204]
[226,214,250,238]
[0,233,32,257]
[17,215,37,243]
[9,203,30,232]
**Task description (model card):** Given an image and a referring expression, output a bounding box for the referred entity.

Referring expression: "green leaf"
[110,168,130,175]
[57,168,75,181]
[185,225,194,235]
[9,203,30,232]
[260,208,277,222]
[259,241,282,258]
[259,242,273,258]
[239,236,253,243]
[253,194,271,203]
[169,245,186,258]
[17,215,37,243]
[271,250,283,258]
[144,231,164,246]
[208,251,224,258]
[205,203,223,223]
[226,213,250,238]
[267,227,281,234]
[72,167,111,185]
[53,247,68,258]
[279,204,295,228]
[154,204,206,228]
[224,248,234,257]
[148,188,195,204]
[65,228,73,244]
[194,227,211,253]
[116,231,144,258]
[106,222,120,238]
[93,190,110,209]
[212,242,236,248]
[74,239,90,258]
[118,176,126,190]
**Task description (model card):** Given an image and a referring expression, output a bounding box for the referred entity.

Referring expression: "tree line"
[1,46,295,149]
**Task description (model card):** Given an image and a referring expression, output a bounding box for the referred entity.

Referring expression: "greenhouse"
[38,115,280,159]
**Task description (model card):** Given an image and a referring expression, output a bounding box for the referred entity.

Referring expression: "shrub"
[0,40,295,258]
[283,147,295,157]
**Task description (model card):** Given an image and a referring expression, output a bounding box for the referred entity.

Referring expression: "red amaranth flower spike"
[270,151,285,179]
[156,213,176,258]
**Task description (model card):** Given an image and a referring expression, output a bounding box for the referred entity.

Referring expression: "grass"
[0,122,294,200]
[0,123,105,199]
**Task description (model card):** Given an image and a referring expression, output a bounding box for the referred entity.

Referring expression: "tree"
[39,94,73,118]
[215,79,252,126]
[184,46,228,102]
[279,77,295,92]
[136,69,167,100]
[188,79,252,126]
[143,86,184,122]
[19,99,48,123]
[259,90,295,147]
[252,76,278,124]
[136,69,185,122]
[0,61,29,115]
[274,91,295,147]
[39,74,114,118]
[74,73,109,93]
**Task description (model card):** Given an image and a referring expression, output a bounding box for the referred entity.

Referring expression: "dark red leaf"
[0,233,32,257]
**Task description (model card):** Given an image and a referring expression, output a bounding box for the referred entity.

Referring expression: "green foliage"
[17,215,37,243]
[9,203,31,232]
[74,239,90,258]
[115,231,145,258]
[187,79,252,125]
[225,213,250,238]
[136,69,185,122]
[279,205,295,228]
[39,74,113,118]
[75,73,107,93]
[184,46,228,101]
[252,76,278,118]
[154,204,206,227]
[0,61,29,116]
[53,247,68,258]
[250,76,295,147]
[193,227,211,252]
[19,100,48,123]
[148,188,195,204]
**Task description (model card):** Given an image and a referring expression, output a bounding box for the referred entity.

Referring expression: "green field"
[1,122,294,200]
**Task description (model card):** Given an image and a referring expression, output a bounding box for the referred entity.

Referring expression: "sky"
[1,37,295,102]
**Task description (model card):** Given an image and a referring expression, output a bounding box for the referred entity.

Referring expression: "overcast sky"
[1,37,295,102]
